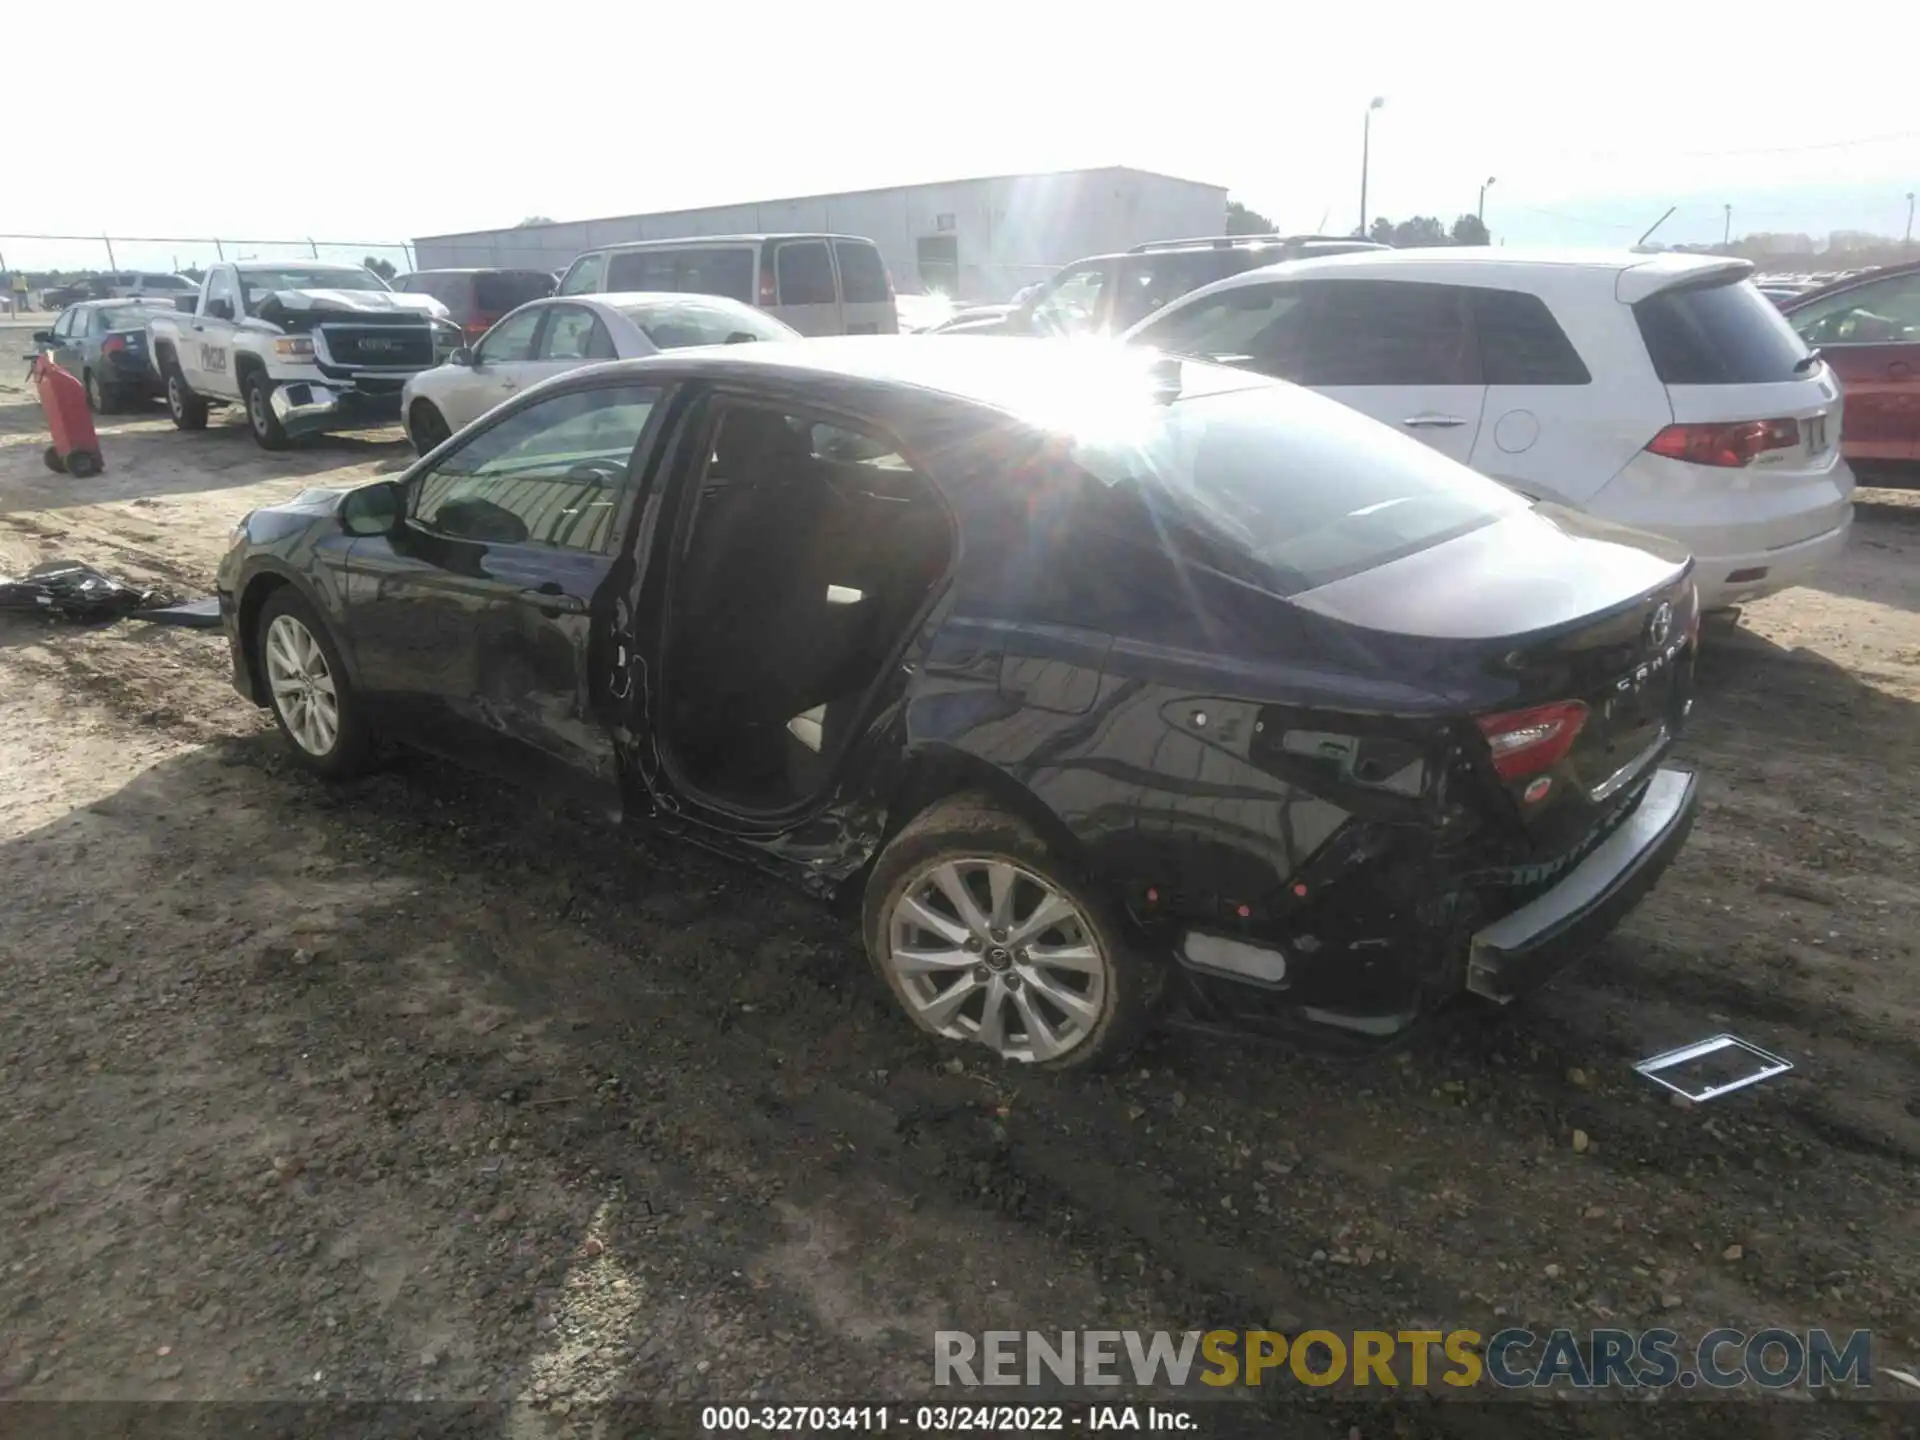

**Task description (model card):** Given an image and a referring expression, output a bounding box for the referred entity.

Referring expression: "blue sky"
[10,0,1916,271]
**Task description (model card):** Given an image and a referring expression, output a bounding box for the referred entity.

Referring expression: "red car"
[1780,260,1920,474]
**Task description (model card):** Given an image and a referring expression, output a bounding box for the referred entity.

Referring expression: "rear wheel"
[862,795,1160,1070]
[244,370,291,450]
[164,362,208,430]
[84,369,118,414]
[256,588,373,778]
[408,399,451,455]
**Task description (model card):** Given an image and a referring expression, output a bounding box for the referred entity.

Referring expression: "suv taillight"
[1646,419,1798,468]
[759,251,778,308]
[1476,701,1589,780]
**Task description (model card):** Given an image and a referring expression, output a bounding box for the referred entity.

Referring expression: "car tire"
[256,587,374,779]
[408,399,451,456]
[861,794,1161,1070]
[164,361,209,431]
[244,370,291,451]
[84,369,118,414]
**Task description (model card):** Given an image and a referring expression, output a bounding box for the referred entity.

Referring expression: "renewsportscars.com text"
[934,1327,1873,1391]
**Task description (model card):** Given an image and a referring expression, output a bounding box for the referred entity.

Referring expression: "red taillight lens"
[1646,419,1798,468]
[759,252,778,308]
[463,318,493,343]
[1476,701,1590,780]
[102,335,127,355]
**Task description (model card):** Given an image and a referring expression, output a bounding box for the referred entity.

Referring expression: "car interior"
[661,404,952,812]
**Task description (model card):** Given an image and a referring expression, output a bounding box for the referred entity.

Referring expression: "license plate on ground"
[1805,413,1828,456]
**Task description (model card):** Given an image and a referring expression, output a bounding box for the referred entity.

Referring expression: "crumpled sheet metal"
[0,559,172,623]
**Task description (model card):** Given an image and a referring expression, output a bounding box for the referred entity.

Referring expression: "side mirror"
[31,330,53,344]
[339,480,404,537]
[449,347,475,367]
[173,295,196,313]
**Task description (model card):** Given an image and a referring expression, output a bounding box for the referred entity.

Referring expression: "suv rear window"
[475,271,556,312]
[1067,375,1525,595]
[834,241,890,304]
[1633,279,1809,384]
[606,248,754,304]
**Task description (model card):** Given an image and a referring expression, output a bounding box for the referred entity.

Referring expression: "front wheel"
[165,364,208,430]
[407,399,452,456]
[256,588,374,778]
[244,370,291,450]
[862,796,1161,1070]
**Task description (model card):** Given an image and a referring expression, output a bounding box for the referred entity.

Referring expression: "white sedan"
[401,292,798,453]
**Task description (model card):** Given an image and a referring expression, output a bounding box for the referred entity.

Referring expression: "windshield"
[621,301,794,348]
[1067,378,1526,595]
[238,268,389,303]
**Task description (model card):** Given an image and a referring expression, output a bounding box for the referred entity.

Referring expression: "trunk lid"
[1291,504,1697,851]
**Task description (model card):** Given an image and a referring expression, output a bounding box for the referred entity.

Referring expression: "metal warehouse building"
[412,167,1228,302]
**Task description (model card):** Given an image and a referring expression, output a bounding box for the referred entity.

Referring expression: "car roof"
[588,290,762,311]
[1221,246,1751,282]
[231,260,368,272]
[559,334,1272,424]
[1780,257,1920,310]
[69,296,171,307]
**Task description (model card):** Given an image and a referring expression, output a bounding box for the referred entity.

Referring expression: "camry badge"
[1647,601,1673,650]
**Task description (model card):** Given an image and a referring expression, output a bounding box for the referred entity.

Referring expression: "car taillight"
[1645,419,1799,468]
[758,252,778,308]
[1475,701,1589,780]
[464,318,493,342]
[102,335,127,355]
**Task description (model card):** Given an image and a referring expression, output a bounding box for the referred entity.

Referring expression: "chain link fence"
[1,233,416,313]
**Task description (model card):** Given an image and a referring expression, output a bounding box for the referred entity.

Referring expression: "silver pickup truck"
[148,261,453,448]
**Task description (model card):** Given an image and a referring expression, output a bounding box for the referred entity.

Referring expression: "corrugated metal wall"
[413,168,1227,303]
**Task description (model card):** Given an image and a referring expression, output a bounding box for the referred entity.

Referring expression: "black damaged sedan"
[217,337,1700,1068]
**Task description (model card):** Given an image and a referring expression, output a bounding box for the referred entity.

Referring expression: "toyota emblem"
[1647,601,1673,649]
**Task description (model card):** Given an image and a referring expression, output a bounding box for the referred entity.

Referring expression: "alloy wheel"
[884,857,1108,1063]
[264,614,340,757]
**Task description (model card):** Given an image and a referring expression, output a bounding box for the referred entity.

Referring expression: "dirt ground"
[1,326,1917,1435]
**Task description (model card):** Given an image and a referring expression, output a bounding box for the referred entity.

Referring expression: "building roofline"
[414,165,1229,243]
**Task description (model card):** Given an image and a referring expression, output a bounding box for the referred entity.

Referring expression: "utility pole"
[1478,176,1497,230]
[103,234,118,270]
[1358,96,1385,236]
[1723,204,1732,247]
[1907,192,1915,245]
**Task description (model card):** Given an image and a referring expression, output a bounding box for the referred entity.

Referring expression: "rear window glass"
[775,242,836,306]
[1472,288,1591,385]
[621,302,792,349]
[98,306,157,331]
[1634,279,1810,384]
[834,240,890,304]
[475,271,556,312]
[605,248,754,303]
[1066,376,1526,595]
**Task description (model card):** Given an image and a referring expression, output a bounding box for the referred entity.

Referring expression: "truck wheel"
[861,794,1163,1071]
[164,363,209,431]
[244,370,291,451]
[84,369,119,414]
[43,445,66,474]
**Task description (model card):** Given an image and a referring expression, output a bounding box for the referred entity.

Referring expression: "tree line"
[1227,200,1491,247]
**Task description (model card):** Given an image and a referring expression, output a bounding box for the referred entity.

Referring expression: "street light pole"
[1359,96,1385,236]
[1907,192,1915,245]
[1478,175,1497,228]
[1723,204,1732,247]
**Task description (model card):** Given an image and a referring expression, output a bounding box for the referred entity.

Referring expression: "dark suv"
[392,268,558,346]
[936,234,1389,339]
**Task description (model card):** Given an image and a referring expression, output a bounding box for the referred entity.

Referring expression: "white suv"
[1124,249,1854,611]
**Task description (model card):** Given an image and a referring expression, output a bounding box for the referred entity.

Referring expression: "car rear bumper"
[1466,766,1698,1004]
[1691,513,1851,610]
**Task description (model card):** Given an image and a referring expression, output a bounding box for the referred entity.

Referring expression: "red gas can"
[31,352,104,477]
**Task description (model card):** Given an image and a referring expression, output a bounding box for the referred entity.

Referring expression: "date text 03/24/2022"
[701,1405,1194,1432]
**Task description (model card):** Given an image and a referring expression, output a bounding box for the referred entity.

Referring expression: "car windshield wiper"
[1793,350,1823,373]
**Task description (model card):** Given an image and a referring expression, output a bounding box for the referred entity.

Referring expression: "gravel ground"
[1,337,1917,1437]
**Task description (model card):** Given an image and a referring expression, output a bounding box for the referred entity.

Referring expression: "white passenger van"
[556,234,897,337]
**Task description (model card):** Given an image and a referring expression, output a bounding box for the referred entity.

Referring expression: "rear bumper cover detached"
[1467,766,1699,1004]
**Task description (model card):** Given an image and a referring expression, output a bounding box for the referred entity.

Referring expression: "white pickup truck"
[149,261,454,449]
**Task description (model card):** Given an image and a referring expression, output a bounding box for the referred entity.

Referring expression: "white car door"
[1295,279,1486,465]
[447,307,546,429]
